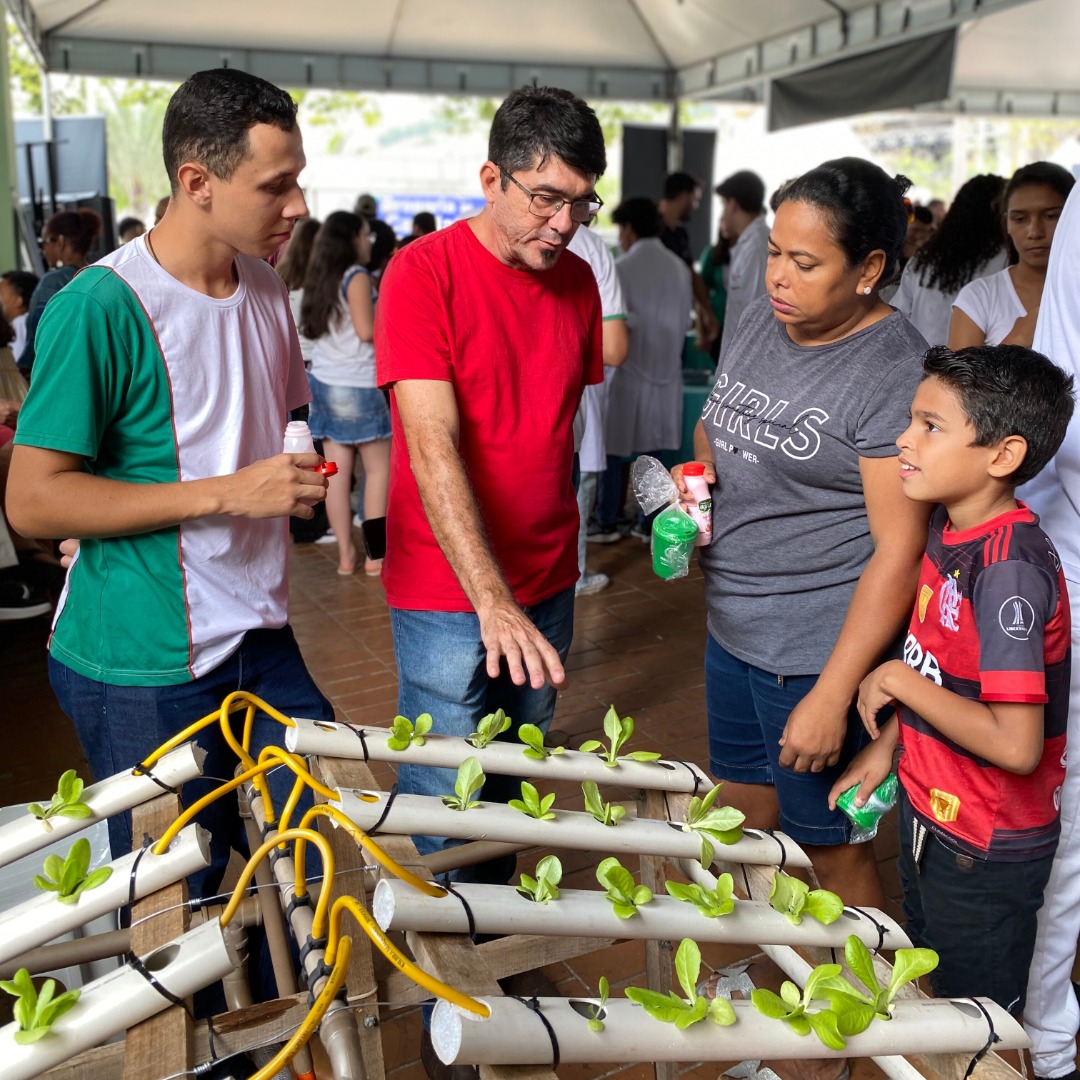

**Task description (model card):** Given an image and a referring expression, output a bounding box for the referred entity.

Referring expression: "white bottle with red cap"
[681,462,713,546]
[283,420,316,455]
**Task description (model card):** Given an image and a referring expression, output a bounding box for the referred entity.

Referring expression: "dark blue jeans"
[49,625,334,901]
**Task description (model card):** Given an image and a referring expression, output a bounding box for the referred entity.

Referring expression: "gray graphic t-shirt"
[698,296,927,674]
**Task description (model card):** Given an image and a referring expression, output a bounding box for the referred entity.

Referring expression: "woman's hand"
[778,684,850,773]
[671,460,716,503]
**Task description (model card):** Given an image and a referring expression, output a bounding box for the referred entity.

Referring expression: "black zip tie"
[351,725,371,762]
[677,760,703,796]
[762,828,788,873]
[125,950,194,1020]
[366,783,399,836]
[131,762,181,795]
[298,935,329,969]
[512,995,560,1070]
[127,842,151,909]
[439,878,477,937]
[963,997,1001,1078]
[285,892,314,921]
[845,905,888,952]
[204,1015,218,1062]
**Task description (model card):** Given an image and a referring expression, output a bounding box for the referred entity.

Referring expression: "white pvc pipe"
[431,995,1027,1066]
[336,788,811,870]
[0,918,236,1080]
[0,825,211,966]
[286,718,712,793]
[372,879,912,950]
[0,745,206,869]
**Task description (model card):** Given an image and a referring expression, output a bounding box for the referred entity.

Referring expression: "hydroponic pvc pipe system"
[335,789,812,869]
[372,878,912,951]
[430,995,1028,1066]
[286,718,711,792]
[0,744,205,868]
[0,918,236,1080]
[0,825,210,965]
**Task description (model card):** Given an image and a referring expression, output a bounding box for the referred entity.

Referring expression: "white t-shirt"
[10,313,27,362]
[288,288,317,366]
[952,268,1027,346]
[308,266,377,388]
[568,227,626,473]
[892,249,1008,346]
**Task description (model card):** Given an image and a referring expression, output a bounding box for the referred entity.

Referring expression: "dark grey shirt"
[698,296,927,674]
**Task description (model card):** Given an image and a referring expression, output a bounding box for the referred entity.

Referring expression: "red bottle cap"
[318,462,339,477]
[682,462,706,476]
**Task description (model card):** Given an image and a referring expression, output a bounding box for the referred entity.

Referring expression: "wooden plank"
[121,793,193,1080]
[43,1043,123,1080]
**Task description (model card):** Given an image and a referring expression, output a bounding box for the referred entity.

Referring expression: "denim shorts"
[307,373,391,445]
[898,789,1055,1016]
[704,634,869,845]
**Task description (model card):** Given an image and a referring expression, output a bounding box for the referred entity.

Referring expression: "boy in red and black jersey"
[830,343,1075,1016]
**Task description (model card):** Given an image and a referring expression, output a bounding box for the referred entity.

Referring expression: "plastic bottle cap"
[682,462,706,476]
[318,462,339,477]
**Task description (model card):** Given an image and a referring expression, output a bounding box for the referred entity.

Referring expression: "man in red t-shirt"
[374,86,605,880]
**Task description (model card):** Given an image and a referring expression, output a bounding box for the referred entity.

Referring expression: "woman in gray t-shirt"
[674,158,930,911]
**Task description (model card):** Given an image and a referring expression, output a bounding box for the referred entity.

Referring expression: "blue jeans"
[49,626,334,901]
[390,588,575,883]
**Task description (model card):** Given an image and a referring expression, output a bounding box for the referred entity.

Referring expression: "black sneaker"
[0,580,51,621]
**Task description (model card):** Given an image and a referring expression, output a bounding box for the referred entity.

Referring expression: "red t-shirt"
[375,219,603,611]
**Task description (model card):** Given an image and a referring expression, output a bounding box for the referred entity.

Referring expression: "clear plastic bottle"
[681,462,713,547]
[283,420,315,455]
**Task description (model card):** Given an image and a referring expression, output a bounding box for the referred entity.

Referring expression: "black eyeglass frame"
[498,166,603,224]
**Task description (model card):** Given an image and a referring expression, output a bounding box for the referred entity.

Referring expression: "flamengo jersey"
[898,503,1070,861]
[13,236,311,686]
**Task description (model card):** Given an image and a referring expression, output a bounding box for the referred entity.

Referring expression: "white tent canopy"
[4,0,1076,118]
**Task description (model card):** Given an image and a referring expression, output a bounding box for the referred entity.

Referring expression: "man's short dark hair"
[162,69,298,193]
[412,211,437,235]
[922,344,1076,486]
[716,170,766,215]
[1,270,39,309]
[489,86,606,185]
[663,171,701,200]
[611,197,661,239]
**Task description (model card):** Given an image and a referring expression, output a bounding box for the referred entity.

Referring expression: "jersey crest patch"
[938,573,961,632]
[998,596,1036,641]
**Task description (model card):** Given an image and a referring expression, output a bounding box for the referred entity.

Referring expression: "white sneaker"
[575,571,610,596]
[353,513,364,529]
[315,530,337,545]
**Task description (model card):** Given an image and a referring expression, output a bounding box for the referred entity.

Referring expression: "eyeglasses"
[39,234,62,246]
[499,167,602,224]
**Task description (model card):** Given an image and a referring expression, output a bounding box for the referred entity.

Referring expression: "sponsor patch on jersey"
[918,584,933,623]
[998,596,1036,641]
[929,788,961,823]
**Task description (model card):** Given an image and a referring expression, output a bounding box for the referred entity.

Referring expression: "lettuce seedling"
[625,938,736,1029]
[579,706,662,768]
[386,713,433,751]
[466,708,512,749]
[585,976,609,1032]
[665,873,736,918]
[518,723,565,760]
[750,963,851,1050]
[582,780,626,826]
[509,780,557,821]
[27,770,92,832]
[440,757,485,811]
[0,969,81,1044]
[516,855,562,904]
[681,783,745,866]
[596,856,653,918]
[769,871,844,926]
[33,838,113,905]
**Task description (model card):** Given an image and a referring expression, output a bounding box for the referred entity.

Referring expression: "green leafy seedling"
[625,938,736,1030]
[518,723,565,760]
[596,856,653,919]
[750,962,852,1050]
[508,780,557,821]
[440,757,485,811]
[33,838,113,905]
[768,870,844,926]
[386,713,433,751]
[681,783,745,867]
[579,706,663,768]
[466,708,512,749]
[27,770,93,833]
[665,873,736,918]
[586,976,609,1032]
[0,969,81,1044]
[516,855,562,905]
[582,780,626,827]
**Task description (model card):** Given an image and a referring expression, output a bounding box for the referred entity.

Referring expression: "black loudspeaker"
[59,196,117,262]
